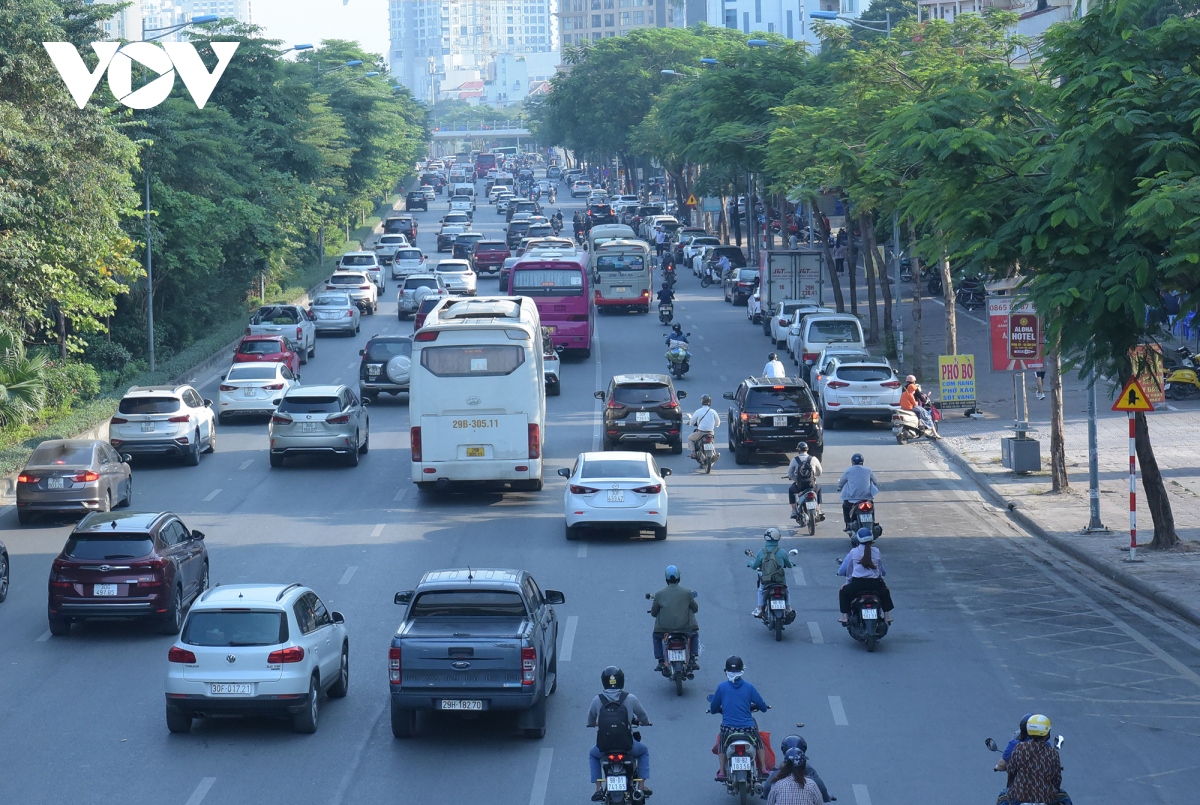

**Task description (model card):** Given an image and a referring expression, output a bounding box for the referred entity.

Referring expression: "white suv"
[339,251,385,292]
[164,583,349,734]
[110,384,216,465]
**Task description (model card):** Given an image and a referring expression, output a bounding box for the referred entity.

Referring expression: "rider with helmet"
[668,323,688,345]
[787,442,823,520]
[748,528,796,618]
[650,565,699,671]
[763,735,831,802]
[765,747,824,805]
[656,282,675,306]
[1000,714,1071,805]
[588,666,653,801]
[708,656,770,781]
[836,528,893,625]
[836,453,879,528]
[900,374,937,434]
[687,394,720,460]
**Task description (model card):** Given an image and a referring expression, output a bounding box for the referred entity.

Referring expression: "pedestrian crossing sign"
[1112,378,1154,412]
[685,194,698,207]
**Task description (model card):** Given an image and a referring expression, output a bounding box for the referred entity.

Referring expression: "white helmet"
[764,527,781,542]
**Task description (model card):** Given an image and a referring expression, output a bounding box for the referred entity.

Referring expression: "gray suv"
[268,385,370,467]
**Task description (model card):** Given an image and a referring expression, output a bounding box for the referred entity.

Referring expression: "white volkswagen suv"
[164,583,349,734]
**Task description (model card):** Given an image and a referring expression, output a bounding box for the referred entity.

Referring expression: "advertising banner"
[939,354,977,404]
[1130,344,1165,404]
[989,296,1044,371]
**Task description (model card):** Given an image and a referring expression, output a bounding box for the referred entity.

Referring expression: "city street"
[1,185,1198,805]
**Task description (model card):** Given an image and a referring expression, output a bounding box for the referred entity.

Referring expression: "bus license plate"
[441,700,483,711]
[606,777,627,792]
[466,447,485,457]
[614,287,627,293]
[729,757,754,771]
[774,415,788,426]
[635,412,650,422]
[607,490,625,503]
[770,599,787,610]
[861,608,878,620]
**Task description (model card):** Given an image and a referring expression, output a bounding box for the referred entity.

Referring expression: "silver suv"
[164,583,349,734]
[110,385,216,465]
[268,385,369,467]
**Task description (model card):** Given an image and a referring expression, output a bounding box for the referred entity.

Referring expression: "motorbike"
[927,271,943,297]
[745,548,800,641]
[899,256,913,282]
[596,722,653,803]
[691,431,718,473]
[986,734,1067,805]
[1165,346,1200,400]
[646,592,698,696]
[708,701,768,805]
[663,265,676,289]
[844,588,889,652]
[891,408,939,443]
[845,500,883,542]
[664,335,691,379]
[792,486,822,535]
[700,263,719,288]
[658,301,674,325]
[955,277,985,310]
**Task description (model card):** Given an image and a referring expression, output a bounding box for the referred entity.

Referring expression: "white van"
[796,313,866,382]
[588,224,637,252]
[408,296,546,492]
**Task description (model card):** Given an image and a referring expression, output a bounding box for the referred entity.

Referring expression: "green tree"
[0,326,47,426]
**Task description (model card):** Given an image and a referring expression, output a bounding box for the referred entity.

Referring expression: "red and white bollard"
[1128,411,1137,560]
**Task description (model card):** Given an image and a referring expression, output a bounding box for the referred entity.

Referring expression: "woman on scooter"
[836,529,894,625]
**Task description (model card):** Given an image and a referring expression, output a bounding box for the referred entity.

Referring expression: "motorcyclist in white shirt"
[687,395,721,460]
[763,353,786,378]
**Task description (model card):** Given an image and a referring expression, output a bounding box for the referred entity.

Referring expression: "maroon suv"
[47,511,209,637]
[472,240,510,275]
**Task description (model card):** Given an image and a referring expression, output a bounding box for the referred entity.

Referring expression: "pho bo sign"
[43,41,240,110]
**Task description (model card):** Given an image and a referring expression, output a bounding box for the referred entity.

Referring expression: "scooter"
[708,701,769,805]
[658,301,674,325]
[955,278,985,310]
[646,592,698,696]
[927,272,943,297]
[1165,346,1200,400]
[782,478,823,535]
[665,335,691,379]
[663,265,676,289]
[898,256,913,282]
[986,734,1067,804]
[844,589,889,652]
[700,263,718,288]
[891,408,939,443]
[691,431,718,473]
[596,722,653,803]
[745,549,801,641]
[845,500,883,542]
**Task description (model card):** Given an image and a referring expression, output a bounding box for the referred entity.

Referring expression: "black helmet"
[783,748,806,767]
[780,734,808,753]
[851,453,864,465]
[672,323,682,332]
[796,442,808,453]
[768,352,777,361]
[601,666,624,690]
[662,282,670,290]
[724,655,744,673]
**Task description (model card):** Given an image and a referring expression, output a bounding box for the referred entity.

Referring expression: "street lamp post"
[142,13,218,42]
[809,10,890,38]
[144,170,154,372]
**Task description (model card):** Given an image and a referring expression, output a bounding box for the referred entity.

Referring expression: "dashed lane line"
[560,616,579,662]
[36,630,51,643]
[370,524,385,538]
[791,565,807,586]
[528,748,554,805]
[393,486,409,502]
[238,460,253,470]
[808,622,823,644]
[577,543,587,558]
[853,784,873,805]
[829,695,848,725]
[339,566,358,585]
[202,489,222,502]
[184,777,217,805]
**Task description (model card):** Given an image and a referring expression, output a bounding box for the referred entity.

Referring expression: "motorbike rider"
[650,565,699,671]
[709,655,769,780]
[836,453,879,529]
[765,748,824,805]
[787,442,823,520]
[836,529,894,625]
[763,735,831,802]
[686,394,720,460]
[588,666,653,801]
[999,714,1071,805]
[900,375,937,436]
[748,528,795,618]
[656,282,675,306]
[763,352,786,379]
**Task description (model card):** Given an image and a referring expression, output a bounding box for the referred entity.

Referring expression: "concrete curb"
[933,439,1200,630]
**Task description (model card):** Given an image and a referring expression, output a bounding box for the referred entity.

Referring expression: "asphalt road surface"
[1,178,1198,805]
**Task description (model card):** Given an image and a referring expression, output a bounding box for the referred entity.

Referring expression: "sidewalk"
[893,286,1200,627]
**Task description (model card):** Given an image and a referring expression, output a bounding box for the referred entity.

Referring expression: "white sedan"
[557,451,670,540]
[217,361,299,423]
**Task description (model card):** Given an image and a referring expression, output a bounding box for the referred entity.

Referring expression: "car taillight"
[327,413,350,425]
[219,384,236,392]
[521,646,536,685]
[17,473,40,484]
[110,416,128,424]
[410,426,422,461]
[570,484,599,494]
[73,470,100,483]
[803,412,820,423]
[360,284,371,290]
[168,647,197,664]
[802,352,818,363]
[389,646,402,684]
[778,318,787,326]
[827,380,850,389]
[345,310,354,317]
[606,399,626,409]
[267,646,305,664]
[415,331,438,341]
[270,412,293,424]
[881,380,901,388]
[263,383,284,390]
[167,415,190,423]
[741,412,760,423]
[633,484,661,494]
[528,424,540,460]
[296,326,303,340]
[659,401,678,410]
[857,501,873,512]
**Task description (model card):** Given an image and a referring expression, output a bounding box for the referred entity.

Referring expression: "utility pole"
[145,170,155,372]
[1084,369,1108,532]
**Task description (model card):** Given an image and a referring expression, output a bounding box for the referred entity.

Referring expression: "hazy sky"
[253,0,391,62]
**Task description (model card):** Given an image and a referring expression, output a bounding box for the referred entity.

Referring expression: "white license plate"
[141,422,155,432]
[606,776,627,792]
[667,650,687,662]
[861,608,878,620]
[805,501,818,510]
[858,513,873,524]
[607,490,625,503]
[48,477,65,489]
[729,756,754,771]
[243,387,257,397]
[440,699,483,711]
[774,415,788,426]
[703,443,716,453]
[368,367,381,377]
[614,287,628,293]
[635,412,650,422]
[210,683,252,695]
[301,422,319,432]
[94,584,118,596]
[769,599,787,610]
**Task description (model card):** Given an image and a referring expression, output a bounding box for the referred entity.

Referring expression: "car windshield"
[313,294,350,306]
[277,395,341,414]
[612,384,671,405]
[745,387,816,413]
[239,340,284,355]
[182,611,288,647]
[118,396,180,415]
[837,366,894,382]
[511,268,584,296]
[250,306,298,324]
[227,366,279,381]
[409,590,528,618]
[341,255,375,266]
[420,345,525,377]
[580,458,650,479]
[366,339,412,361]
[810,320,864,344]
[29,442,95,466]
[328,275,365,285]
[63,534,154,560]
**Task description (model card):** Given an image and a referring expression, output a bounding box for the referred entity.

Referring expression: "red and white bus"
[507,250,593,358]
[475,152,497,177]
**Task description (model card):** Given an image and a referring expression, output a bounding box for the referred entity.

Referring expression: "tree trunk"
[718,194,729,244]
[864,217,893,336]
[860,217,880,345]
[941,250,956,355]
[1135,412,1180,549]
[908,222,922,379]
[816,213,845,313]
[1047,340,1068,492]
[845,208,858,316]
[730,185,742,246]
[55,305,67,359]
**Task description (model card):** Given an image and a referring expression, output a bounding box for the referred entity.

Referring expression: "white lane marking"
[853,784,872,805]
[930,296,986,326]
[561,615,579,662]
[36,630,51,643]
[685,314,693,320]
[808,622,823,644]
[347,361,357,369]
[238,460,253,470]
[370,523,385,538]
[577,543,587,558]
[528,748,554,805]
[719,375,727,382]
[333,377,342,384]
[339,566,358,585]
[703,346,711,353]
[394,486,409,502]
[184,777,217,805]
[829,695,848,725]
[202,489,222,502]
[765,490,778,501]
[792,565,807,586]
[697,333,706,340]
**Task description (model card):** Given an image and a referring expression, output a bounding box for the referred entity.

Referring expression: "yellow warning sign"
[685,194,698,207]
[1112,377,1154,412]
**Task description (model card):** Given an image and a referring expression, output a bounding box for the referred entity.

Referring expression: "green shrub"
[84,340,132,371]
[43,362,102,409]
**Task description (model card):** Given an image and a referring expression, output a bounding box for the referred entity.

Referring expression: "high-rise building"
[707,0,850,42]
[182,0,253,23]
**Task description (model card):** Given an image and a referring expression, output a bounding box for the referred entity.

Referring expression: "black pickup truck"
[389,568,563,739]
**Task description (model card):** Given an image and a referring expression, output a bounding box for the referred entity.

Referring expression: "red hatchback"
[234,335,300,374]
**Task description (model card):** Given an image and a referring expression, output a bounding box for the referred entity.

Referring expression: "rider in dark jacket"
[650,565,698,670]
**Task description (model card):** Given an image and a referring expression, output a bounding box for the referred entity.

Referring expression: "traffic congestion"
[0,150,1194,805]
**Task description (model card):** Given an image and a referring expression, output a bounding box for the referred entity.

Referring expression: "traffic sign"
[1112,378,1154,412]
[685,194,698,207]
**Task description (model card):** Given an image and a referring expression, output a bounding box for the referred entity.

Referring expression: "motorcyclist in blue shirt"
[836,452,879,529]
[709,655,769,781]
[656,283,675,306]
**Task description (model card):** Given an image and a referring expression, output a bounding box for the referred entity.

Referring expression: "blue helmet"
[780,734,808,753]
[857,527,874,544]
[783,748,806,767]
[851,453,864,465]
[665,565,680,583]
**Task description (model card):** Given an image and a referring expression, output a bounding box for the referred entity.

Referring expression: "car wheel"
[184,434,201,466]
[159,586,183,635]
[391,704,417,738]
[734,443,750,465]
[345,434,361,467]
[217,412,229,425]
[197,562,209,596]
[205,427,216,454]
[165,708,193,734]
[269,452,284,468]
[0,551,8,603]
[671,440,683,455]
[398,311,408,321]
[119,475,133,508]
[308,342,315,359]
[16,509,34,526]
[359,422,370,454]
[518,693,547,739]
[653,525,667,540]
[47,615,71,636]
[365,391,379,403]
[300,349,308,365]
[565,524,580,541]
[328,643,349,699]
[99,490,111,513]
[292,674,320,734]
[823,411,837,429]
[355,322,361,334]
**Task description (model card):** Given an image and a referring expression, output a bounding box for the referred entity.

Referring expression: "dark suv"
[384,215,417,242]
[47,511,209,636]
[405,191,428,212]
[724,377,823,464]
[359,335,413,401]
[594,374,688,453]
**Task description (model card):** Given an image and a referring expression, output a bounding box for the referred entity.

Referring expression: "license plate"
[703,443,716,453]
[729,757,754,771]
[861,608,878,620]
[210,683,252,695]
[635,412,650,422]
[607,490,625,503]
[544,326,556,333]
[466,447,485,457]
[368,367,381,377]
[440,699,483,711]
[858,513,873,524]
[769,599,787,610]
[302,422,318,433]
[667,650,687,662]
[805,501,817,510]
[774,415,788,426]
[141,422,155,432]
[48,477,65,489]
[614,287,627,292]
[94,584,118,596]
[606,776,627,792]
[243,387,256,397]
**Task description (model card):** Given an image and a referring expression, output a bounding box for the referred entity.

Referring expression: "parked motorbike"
[955,277,985,310]
[646,593,698,696]
[927,272,943,297]
[986,734,1067,804]
[664,335,691,379]
[658,301,674,325]
[708,701,768,805]
[891,409,939,443]
[700,263,718,288]
[691,431,718,473]
[1165,346,1200,400]
[845,500,883,542]
[745,548,800,641]
[597,723,653,803]
[844,588,889,652]
[899,257,913,282]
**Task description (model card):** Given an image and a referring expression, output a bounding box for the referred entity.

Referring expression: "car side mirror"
[203,399,213,408]
[360,397,369,405]
[788,549,799,557]
[394,590,414,605]
[121,454,132,463]
[359,349,365,356]
[691,590,698,599]
[676,390,687,399]
[723,392,735,400]
[593,391,605,401]
[556,468,571,478]
[544,590,565,605]
[331,611,345,624]
[661,468,672,477]
[191,530,205,540]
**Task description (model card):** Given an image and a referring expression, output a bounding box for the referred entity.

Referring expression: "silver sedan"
[16,439,132,524]
[309,293,360,336]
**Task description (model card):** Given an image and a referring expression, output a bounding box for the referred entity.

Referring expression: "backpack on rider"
[595,692,634,751]
[759,548,786,585]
